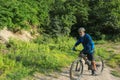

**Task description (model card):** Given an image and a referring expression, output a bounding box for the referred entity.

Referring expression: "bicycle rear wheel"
[94,56,104,75]
[70,58,83,80]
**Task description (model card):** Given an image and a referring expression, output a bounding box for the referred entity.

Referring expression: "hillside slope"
[0,29,33,43]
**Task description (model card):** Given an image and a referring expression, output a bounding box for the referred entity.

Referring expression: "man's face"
[79,31,85,37]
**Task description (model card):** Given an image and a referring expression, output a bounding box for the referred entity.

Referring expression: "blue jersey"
[74,33,95,54]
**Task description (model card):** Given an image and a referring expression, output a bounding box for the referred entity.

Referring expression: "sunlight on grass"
[0,37,119,79]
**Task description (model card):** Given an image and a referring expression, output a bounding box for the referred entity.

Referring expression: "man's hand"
[72,47,76,51]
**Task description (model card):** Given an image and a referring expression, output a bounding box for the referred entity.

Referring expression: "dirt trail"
[26,64,120,80]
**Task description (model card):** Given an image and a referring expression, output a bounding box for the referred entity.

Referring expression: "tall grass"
[0,36,76,80]
[0,36,119,79]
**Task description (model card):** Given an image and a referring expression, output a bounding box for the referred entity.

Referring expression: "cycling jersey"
[74,33,94,54]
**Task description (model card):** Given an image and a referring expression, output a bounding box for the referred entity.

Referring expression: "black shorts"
[80,51,94,61]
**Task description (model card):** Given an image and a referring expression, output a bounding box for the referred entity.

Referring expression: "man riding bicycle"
[72,27,96,75]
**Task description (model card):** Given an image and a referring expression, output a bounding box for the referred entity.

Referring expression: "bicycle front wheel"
[70,58,83,80]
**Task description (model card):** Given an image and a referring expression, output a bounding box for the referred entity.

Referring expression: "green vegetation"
[95,43,120,77]
[0,0,120,79]
[111,70,120,78]
[0,36,119,79]
[0,36,76,80]
[107,54,120,68]
[0,0,120,40]
[96,48,120,70]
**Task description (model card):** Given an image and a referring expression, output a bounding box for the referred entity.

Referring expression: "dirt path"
[25,64,120,80]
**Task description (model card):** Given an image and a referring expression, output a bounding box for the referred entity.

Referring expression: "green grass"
[0,37,119,79]
[94,41,120,69]
[95,42,120,77]
[107,54,120,68]
[95,40,107,44]
[0,36,76,80]
[111,70,120,77]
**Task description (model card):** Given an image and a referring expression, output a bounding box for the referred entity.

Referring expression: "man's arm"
[74,38,82,47]
[72,38,81,51]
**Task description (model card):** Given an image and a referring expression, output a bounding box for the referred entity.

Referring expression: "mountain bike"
[69,50,104,80]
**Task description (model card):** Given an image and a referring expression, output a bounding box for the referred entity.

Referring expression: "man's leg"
[92,61,96,71]
[87,53,97,75]
[79,51,92,68]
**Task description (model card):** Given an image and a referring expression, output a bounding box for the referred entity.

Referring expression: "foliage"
[0,0,120,79]
[88,0,120,40]
[0,0,120,39]
[107,54,120,68]
[0,36,119,79]
[0,36,75,80]
[94,44,120,69]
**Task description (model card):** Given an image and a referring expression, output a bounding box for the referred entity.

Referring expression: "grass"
[95,42,120,77]
[107,54,120,68]
[111,70,120,77]
[94,40,108,44]
[0,36,119,79]
[0,36,76,80]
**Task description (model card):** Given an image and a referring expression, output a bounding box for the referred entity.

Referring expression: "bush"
[1,0,120,40]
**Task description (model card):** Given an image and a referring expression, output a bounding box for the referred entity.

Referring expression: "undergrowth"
[0,36,119,79]
[0,36,75,80]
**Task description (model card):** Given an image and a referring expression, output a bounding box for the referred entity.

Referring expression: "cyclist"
[72,27,96,75]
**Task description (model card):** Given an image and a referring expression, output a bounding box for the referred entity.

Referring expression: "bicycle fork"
[75,60,82,71]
